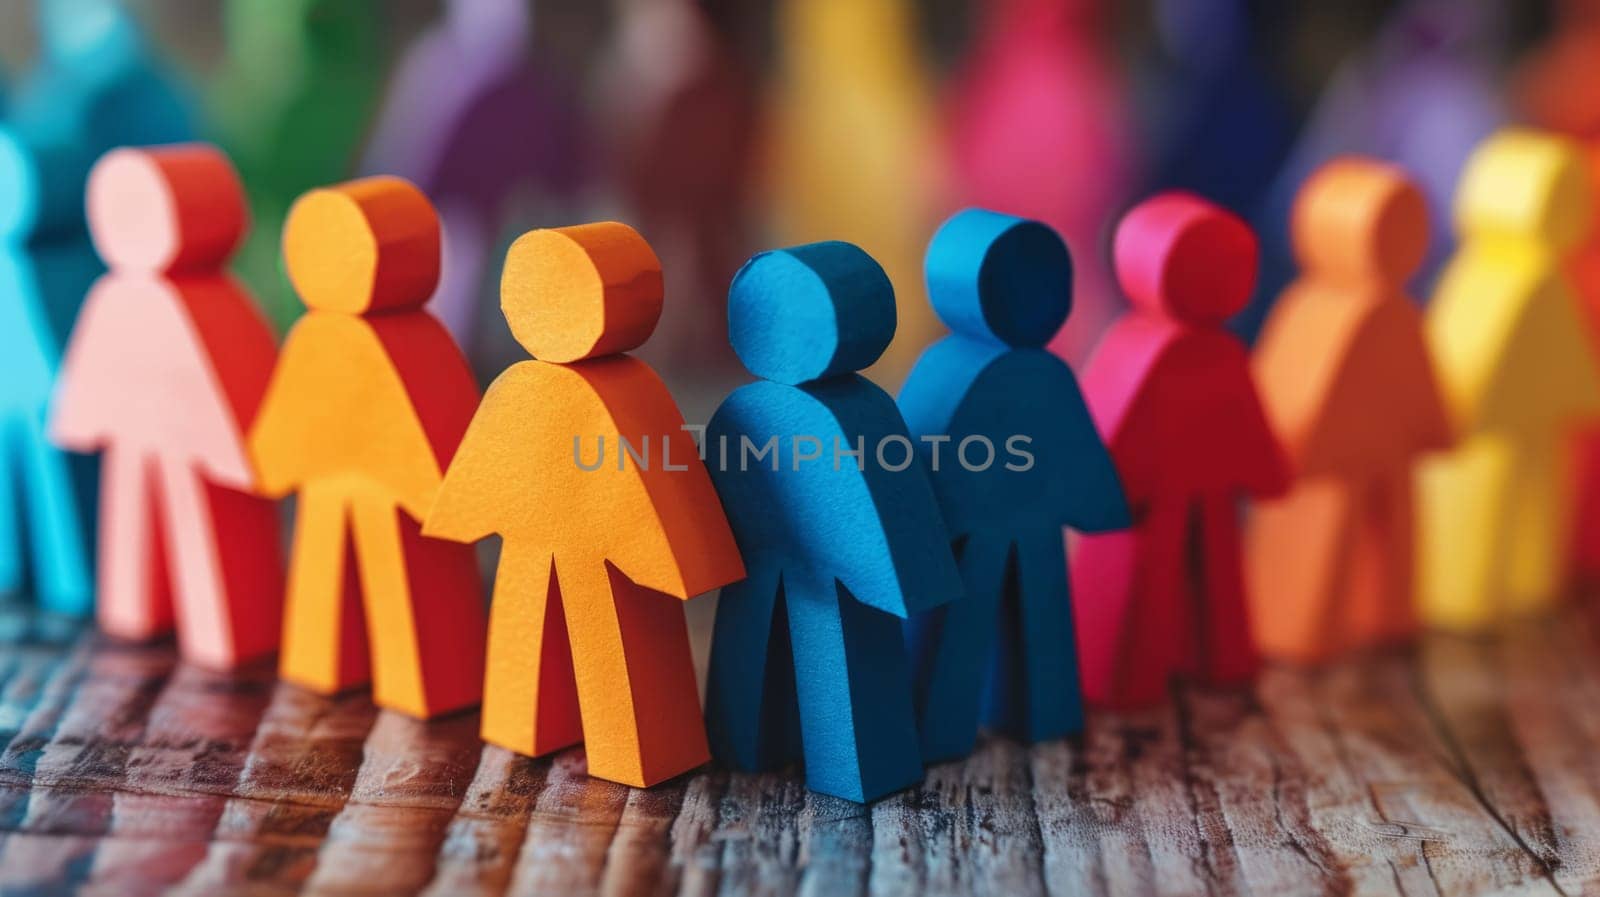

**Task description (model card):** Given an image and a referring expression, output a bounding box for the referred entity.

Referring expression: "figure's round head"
[500,222,663,362]
[283,176,439,314]
[924,208,1073,348]
[1455,128,1591,249]
[1113,192,1257,325]
[87,144,248,274]
[728,241,896,385]
[1292,157,1428,284]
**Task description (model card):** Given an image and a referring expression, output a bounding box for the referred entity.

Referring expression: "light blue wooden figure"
[704,241,962,803]
[0,127,100,614]
[899,209,1129,763]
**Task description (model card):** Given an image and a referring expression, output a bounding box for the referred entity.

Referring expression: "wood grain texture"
[2,602,1600,895]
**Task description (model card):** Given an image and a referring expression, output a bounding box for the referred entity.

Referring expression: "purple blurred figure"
[1237,0,1507,338]
[361,0,587,365]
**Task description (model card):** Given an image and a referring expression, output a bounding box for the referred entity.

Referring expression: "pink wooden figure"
[51,145,284,670]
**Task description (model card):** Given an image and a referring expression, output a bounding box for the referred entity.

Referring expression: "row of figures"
[3,124,1595,804]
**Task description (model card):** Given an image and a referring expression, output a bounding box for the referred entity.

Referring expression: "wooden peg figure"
[424,223,744,787]
[1419,130,1600,630]
[0,129,99,616]
[212,0,383,330]
[50,145,284,669]
[249,177,486,716]
[1247,159,1453,664]
[703,242,962,802]
[899,210,1129,762]
[1070,193,1289,709]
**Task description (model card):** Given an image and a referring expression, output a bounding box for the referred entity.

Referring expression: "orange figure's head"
[1113,191,1257,326]
[1292,157,1428,287]
[283,176,440,315]
[1454,129,1592,251]
[499,221,664,363]
[87,144,248,275]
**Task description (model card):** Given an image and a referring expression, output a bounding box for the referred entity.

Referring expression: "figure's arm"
[1055,376,1131,533]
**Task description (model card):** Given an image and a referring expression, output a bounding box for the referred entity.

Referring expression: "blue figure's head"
[728,241,896,385]
[924,209,1073,349]
[0,126,89,241]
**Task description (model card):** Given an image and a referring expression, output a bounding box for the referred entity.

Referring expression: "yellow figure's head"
[1455,129,1592,249]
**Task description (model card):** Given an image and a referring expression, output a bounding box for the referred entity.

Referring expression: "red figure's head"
[1113,192,1257,326]
[87,144,248,275]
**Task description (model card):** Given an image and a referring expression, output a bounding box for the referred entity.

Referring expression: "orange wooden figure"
[50,145,284,670]
[248,176,486,718]
[1247,159,1453,664]
[424,222,745,788]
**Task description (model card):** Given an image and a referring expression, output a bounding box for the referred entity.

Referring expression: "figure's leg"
[705,563,800,771]
[97,450,174,640]
[992,525,1084,743]
[1346,469,1418,649]
[786,573,923,803]
[1245,479,1355,665]
[556,558,707,787]
[1416,436,1512,631]
[349,495,485,718]
[13,419,92,615]
[280,481,370,694]
[0,424,23,597]
[1504,440,1567,616]
[154,458,283,670]
[1071,502,1189,708]
[480,546,582,758]
[905,533,1008,763]
[1196,494,1258,687]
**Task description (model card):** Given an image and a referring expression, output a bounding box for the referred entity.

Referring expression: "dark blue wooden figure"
[898,209,1129,763]
[704,241,962,803]
[0,128,101,614]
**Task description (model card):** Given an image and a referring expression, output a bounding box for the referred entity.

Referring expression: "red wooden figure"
[1070,192,1289,709]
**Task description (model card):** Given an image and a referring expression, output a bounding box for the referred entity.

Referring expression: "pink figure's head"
[87,144,248,275]
[1112,192,1257,326]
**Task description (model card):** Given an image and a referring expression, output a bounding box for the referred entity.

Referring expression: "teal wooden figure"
[13,0,194,152]
[898,209,1129,763]
[704,241,963,803]
[0,127,101,614]
[211,0,383,331]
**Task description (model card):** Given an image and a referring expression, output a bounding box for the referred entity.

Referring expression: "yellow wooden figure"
[1419,129,1600,630]
[769,0,946,387]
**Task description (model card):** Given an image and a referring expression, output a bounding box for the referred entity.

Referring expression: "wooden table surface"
[0,602,1598,897]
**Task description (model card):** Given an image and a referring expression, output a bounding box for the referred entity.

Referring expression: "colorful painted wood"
[361,0,586,355]
[424,222,743,788]
[49,145,284,670]
[597,0,757,370]
[212,0,385,331]
[1419,130,1600,631]
[1247,159,1453,664]
[1071,193,1288,709]
[944,0,1132,360]
[0,128,99,616]
[704,241,962,802]
[898,209,1128,762]
[769,0,946,386]
[249,177,486,717]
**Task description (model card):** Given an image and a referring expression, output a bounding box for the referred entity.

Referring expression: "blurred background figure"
[598,0,757,383]
[766,0,947,388]
[211,0,384,331]
[943,0,1133,362]
[362,0,587,379]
